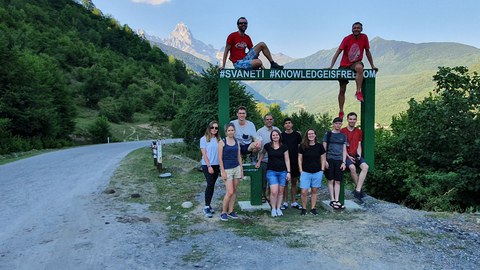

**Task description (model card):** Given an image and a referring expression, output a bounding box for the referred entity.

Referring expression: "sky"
[92,0,480,59]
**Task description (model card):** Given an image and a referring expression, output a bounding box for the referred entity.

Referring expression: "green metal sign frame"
[217,68,376,172]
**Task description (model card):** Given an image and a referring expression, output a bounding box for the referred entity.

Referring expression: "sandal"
[333,201,345,210]
[329,201,337,208]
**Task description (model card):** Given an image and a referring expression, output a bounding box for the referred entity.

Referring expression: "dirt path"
[1,142,478,270]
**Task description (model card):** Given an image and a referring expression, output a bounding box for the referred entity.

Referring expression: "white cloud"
[131,0,171,6]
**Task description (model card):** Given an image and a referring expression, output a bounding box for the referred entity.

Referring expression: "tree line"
[0,0,191,152]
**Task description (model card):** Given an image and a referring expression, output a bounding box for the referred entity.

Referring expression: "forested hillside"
[0,0,192,154]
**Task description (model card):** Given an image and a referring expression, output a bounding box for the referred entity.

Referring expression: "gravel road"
[1,141,479,270]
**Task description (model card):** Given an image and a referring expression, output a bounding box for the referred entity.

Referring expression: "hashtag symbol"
[269,69,275,78]
[219,70,225,78]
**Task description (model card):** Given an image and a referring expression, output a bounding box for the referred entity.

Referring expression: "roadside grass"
[110,143,361,245]
[74,107,172,142]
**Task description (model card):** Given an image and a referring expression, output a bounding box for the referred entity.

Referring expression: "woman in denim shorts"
[298,129,326,216]
[256,130,291,217]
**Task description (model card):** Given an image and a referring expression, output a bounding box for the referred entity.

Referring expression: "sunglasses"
[210,126,219,130]
[237,22,248,25]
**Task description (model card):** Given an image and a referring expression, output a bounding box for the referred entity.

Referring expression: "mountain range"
[141,23,480,125]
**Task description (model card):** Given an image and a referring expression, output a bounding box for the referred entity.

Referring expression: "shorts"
[266,170,287,186]
[300,171,323,189]
[240,143,251,156]
[233,49,258,70]
[325,159,344,182]
[338,62,364,84]
[224,165,242,180]
[346,156,366,167]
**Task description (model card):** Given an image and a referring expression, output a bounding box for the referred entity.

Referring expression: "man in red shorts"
[220,17,283,70]
[329,22,378,119]
[340,112,369,204]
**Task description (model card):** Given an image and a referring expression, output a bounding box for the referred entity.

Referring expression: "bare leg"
[334,180,341,202]
[269,184,279,210]
[253,42,274,62]
[301,188,308,209]
[310,187,318,209]
[277,185,285,209]
[228,179,239,213]
[349,164,359,187]
[354,63,364,93]
[356,163,369,192]
[338,82,347,113]
[328,180,335,201]
[222,179,234,214]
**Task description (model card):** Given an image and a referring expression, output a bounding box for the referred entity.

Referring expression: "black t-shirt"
[264,143,288,172]
[281,131,302,164]
[298,143,325,173]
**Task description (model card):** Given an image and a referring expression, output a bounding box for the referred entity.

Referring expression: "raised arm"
[329,48,342,69]
[365,48,378,71]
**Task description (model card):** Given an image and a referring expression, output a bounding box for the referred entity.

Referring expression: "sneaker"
[220,213,228,221]
[271,209,277,217]
[291,201,300,209]
[203,207,213,218]
[353,191,365,204]
[355,91,364,102]
[300,209,307,216]
[209,206,215,214]
[360,190,367,198]
[276,208,283,216]
[227,211,239,219]
[310,208,318,215]
[280,202,288,210]
[270,61,284,69]
[339,111,345,119]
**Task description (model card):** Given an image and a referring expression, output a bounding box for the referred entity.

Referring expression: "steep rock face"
[163,22,218,63]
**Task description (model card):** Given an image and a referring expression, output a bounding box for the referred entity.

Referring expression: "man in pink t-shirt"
[330,22,378,119]
[221,17,283,70]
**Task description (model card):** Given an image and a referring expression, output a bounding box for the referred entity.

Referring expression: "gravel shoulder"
[1,142,478,270]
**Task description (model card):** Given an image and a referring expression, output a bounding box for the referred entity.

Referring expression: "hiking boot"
[270,61,284,69]
[300,209,307,216]
[276,208,283,216]
[310,208,318,215]
[220,213,228,221]
[339,111,345,119]
[203,207,213,218]
[355,91,364,102]
[227,211,239,219]
[280,202,288,210]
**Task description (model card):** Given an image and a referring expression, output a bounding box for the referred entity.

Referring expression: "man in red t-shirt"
[340,112,369,203]
[330,22,378,119]
[221,17,283,70]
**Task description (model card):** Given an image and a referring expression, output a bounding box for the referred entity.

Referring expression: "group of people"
[200,106,369,220]
[199,17,376,220]
[221,17,378,119]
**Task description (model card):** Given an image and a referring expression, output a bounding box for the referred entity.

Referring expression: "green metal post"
[218,78,230,137]
[243,164,263,205]
[361,77,375,172]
